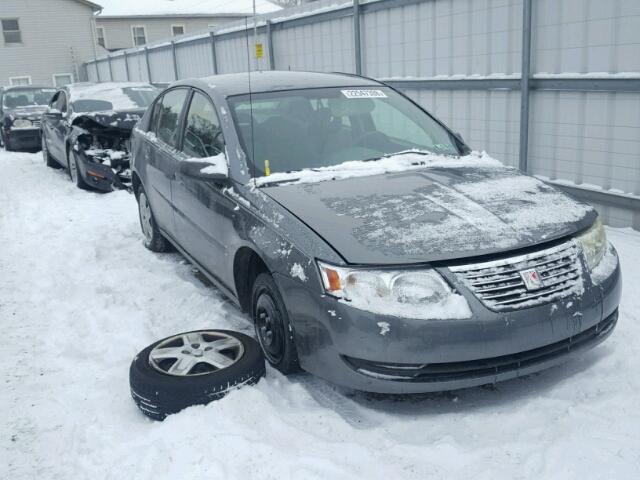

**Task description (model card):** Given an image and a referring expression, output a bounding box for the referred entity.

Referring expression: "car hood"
[4,105,48,119]
[262,166,597,265]
[71,109,144,134]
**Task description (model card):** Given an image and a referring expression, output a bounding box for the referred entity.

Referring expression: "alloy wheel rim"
[149,331,244,377]
[138,193,153,242]
[255,293,285,363]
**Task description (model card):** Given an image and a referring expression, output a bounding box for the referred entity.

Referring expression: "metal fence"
[84,0,640,229]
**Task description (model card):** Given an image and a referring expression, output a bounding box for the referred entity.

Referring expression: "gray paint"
[129,72,622,393]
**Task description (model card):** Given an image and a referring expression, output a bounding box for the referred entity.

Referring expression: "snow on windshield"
[255,150,504,186]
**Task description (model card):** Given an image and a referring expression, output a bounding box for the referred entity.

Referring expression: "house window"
[53,74,73,87]
[2,19,22,44]
[9,76,31,86]
[171,25,185,36]
[131,25,147,46]
[96,27,106,48]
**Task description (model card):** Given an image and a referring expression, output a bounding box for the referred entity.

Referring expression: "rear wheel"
[137,187,171,252]
[252,273,301,374]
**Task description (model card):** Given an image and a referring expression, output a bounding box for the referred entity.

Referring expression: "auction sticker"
[341,89,387,98]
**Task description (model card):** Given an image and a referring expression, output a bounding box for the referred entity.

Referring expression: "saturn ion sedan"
[130,71,621,394]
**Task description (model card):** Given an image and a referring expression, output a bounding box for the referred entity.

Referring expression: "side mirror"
[179,160,229,182]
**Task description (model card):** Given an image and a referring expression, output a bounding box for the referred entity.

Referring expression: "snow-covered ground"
[1,149,640,480]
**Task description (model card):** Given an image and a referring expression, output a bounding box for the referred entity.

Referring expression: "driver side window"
[182,91,224,159]
[50,91,67,113]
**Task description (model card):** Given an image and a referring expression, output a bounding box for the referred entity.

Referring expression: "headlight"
[317,261,470,319]
[12,118,33,129]
[576,219,607,270]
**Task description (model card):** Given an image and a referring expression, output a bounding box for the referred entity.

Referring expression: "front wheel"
[252,273,301,374]
[137,187,171,252]
[67,149,88,189]
[42,134,60,168]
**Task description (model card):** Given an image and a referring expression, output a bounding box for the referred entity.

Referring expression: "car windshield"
[2,88,57,109]
[228,87,460,178]
[72,85,158,113]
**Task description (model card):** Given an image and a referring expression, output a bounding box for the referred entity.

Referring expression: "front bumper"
[275,248,621,394]
[6,128,41,150]
[74,151,131,192]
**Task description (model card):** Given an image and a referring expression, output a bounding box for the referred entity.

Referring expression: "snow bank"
[1,150,639,480]
[256,150,504,187]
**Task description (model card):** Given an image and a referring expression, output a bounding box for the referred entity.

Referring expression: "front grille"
[450,241,583,311]
[344,309,618,383]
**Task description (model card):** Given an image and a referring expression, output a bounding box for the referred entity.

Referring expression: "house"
[0,0,106,87]
[94,0,281,51]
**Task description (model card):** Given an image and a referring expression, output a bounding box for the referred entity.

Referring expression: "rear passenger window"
[154,89,188,148]
[182,91,224,158]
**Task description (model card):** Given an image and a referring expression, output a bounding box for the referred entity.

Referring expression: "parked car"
[130,71,621,394]
[41,82,158,191]
[1,85,56,151]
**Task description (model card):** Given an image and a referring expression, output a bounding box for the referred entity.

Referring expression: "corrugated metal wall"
[85,0,640,229]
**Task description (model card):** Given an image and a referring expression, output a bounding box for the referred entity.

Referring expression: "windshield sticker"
[341,89,388,99]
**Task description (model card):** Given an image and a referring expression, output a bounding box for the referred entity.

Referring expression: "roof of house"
[73,0,103,11]
[94,0,281,18]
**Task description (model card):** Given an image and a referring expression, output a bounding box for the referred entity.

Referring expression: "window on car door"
[182,91,224,159]
[154,89,188,148]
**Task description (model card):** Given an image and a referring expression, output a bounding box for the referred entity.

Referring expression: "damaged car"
[0,85,56,151]
[41,82,158,191]
[131,71,621,394]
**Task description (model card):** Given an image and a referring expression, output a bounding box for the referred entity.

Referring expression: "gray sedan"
[130,71,621,393]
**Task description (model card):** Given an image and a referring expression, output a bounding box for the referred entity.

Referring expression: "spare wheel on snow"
[130,330,265,421]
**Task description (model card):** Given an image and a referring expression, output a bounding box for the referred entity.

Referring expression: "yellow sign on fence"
[255,43,264,59]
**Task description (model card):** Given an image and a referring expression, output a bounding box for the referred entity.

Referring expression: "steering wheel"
[355,130,387,148]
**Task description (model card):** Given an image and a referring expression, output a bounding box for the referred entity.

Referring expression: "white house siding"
[0,0,103,86]
[95,17,245,51]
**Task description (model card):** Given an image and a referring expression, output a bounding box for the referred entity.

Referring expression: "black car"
[1,85,56,151]
[130,71,620,394]
[41,82,158,191]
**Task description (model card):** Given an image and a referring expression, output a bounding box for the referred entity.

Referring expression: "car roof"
[176,70,383,97]
[3,85,53,92]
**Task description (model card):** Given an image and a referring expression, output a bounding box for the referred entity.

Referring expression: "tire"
[67,148,89,189]
[136,186,171,252]
[4,133,14,152]
[129,329,265,421]
[252,273,301,374]
[42,134,60,169]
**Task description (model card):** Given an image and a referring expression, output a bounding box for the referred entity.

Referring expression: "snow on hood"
[68,83,151,113]
[255,151,503,186]
[264,166,597,265]
[4,105,48,117]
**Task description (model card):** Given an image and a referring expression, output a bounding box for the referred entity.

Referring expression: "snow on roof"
[95,0,281,18]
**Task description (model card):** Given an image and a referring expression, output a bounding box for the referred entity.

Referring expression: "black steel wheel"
[252,273,301,374]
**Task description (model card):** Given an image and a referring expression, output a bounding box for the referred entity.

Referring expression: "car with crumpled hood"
[41,82,158,191]
[130,71,621,394]
[1,85,56,151]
